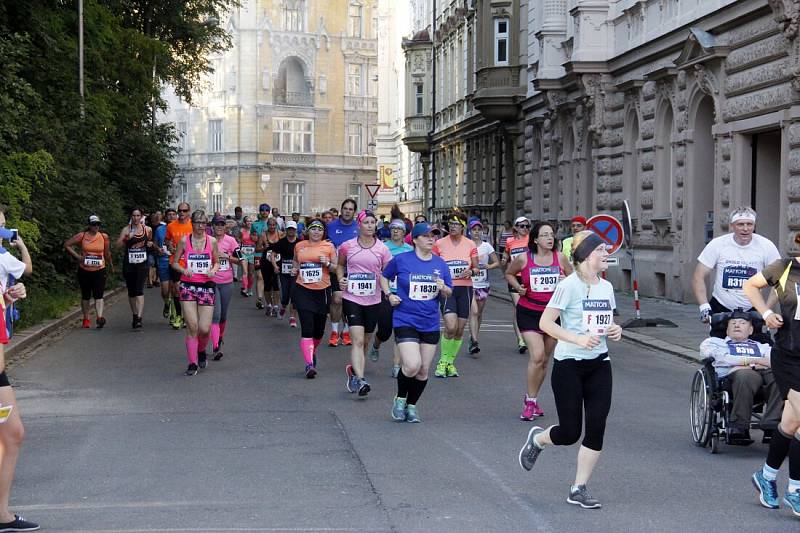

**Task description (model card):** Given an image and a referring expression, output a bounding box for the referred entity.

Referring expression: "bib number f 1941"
[300,262,323,284]
[582,299,613,336]
[529,266,560,293]
[347,273,377,297]
[409,274,439,301]
[187,253,211,275]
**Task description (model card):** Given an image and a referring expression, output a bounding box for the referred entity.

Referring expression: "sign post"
[365,183,380,211]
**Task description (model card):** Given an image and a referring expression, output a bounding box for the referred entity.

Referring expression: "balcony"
[273,89,314,107]
[403,116,431,153]
[471,65,525,122]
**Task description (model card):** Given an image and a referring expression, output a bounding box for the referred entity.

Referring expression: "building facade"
[402,0,800,303]
[160,0,379,217]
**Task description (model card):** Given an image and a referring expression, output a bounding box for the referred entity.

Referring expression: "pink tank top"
[519,250,563,311]
[180,234,214,284]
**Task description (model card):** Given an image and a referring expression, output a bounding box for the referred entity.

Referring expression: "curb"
[5,286,126,360]
[488,291,702,363]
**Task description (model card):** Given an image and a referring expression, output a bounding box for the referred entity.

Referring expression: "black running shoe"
[198,351,208,369]
[184,363,198,376]
[0,514,39,531]
[96,317,106,329]
[357,378,371,397]
[162,303,170,318]
[132,315,143,329]
[213,350,224,361]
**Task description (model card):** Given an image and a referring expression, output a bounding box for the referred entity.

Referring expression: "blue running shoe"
[752,470,779,509]
[345,364,358,393]
[784,489,800,517]
[391,397,407,421]
[405,404,421,423]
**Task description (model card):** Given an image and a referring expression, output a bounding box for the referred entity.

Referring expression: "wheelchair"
[689,310,771,453]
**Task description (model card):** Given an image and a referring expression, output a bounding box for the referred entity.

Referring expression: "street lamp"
[78,0,84,120]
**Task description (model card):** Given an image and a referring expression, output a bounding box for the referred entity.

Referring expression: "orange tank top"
[80,232,107,271]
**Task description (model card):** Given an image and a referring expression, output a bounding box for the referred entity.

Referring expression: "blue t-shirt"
[251,219,269,239]
[383,251,453,332]
[377,226,391,241]
[386,240,413,257]
[153,223,169,266]
[327,218,359,248]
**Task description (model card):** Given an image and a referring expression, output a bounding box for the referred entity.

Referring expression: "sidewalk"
[487,269,707,362]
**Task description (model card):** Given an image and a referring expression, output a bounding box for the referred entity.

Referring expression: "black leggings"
[376,299,393,343]
[549,354,612,452]
[298,309,327,339]
[124,266,148,297]
[279,274,295,307]
[77,268,106,300]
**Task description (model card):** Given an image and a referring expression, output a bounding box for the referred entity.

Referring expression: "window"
[212,58,224,91]
[347,63,362,96]
[494,18,509,66]
[177,121,187,152]
[282,1,304,31]
[179,179,188,204]
[415,85,424,115]
[348,123,363,155]
[347,183,362,206]
[209,119,223,152]
[210,181,223,213]
[368,64,378,97]
[369,126,377,155]
[349,4,362,37]
[283,181,305,214]
[272,118,314,153]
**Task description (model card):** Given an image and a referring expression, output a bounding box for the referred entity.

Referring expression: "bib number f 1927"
[582,299,613,336]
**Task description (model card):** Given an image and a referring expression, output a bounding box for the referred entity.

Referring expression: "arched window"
[654,103,674,217]
[282,0,305,32]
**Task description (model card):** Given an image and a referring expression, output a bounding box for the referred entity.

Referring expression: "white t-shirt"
[0,252,26,296]
[547,273,616,361]
[473,242,495,289]
[697,233,781,310]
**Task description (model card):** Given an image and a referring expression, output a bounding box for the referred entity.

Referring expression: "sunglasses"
[178,209,189,213]
[516,224,531,229]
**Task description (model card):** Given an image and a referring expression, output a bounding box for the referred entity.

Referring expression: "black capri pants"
[77,268,107,301]
[261,260,280,291]
[376,298,393,343]
[279,274,296,307]
[549,353,612,452]
[293,284,330,340]
[123,265,148,297]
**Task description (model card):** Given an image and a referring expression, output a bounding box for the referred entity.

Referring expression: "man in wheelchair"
[700,309,783,444]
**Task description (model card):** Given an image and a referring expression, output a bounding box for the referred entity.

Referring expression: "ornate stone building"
[160,0,379,216]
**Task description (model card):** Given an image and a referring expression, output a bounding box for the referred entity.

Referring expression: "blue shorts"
[156,262,171,282]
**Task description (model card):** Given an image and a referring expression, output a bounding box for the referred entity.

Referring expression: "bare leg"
[0,385,25,523]
[574,446,602,486]
[349,326,367,377]
[95,298,104,319]
[81,299,91,320]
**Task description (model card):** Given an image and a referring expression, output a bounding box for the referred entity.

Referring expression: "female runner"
[291,219,336,378]
[467,220,500,356]
[64,215,113,328]
[518,230,622,509]
[116,208,153,329]
[506,221,572,420]
[271,221,300,327]
[209,215,240,361]
[504,217,532,353]
[258,217,283,316]
[239,216,256,297]
[382,222,453,423]
[172,211,219,376]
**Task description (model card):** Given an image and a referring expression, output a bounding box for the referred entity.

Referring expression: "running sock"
[526,395,537,403]
[331,322,339,334]
[185,337,199,365]
[198,333,209,353]
[312,337,322,351]
[174,296,182,317]
[450,338,463,360]
[766,430,792,471]
[396,369,413,399]
[219,320,227,341]
[406,378,428,405]
[300,338,315,365]
[211,323,220,351]
[439,338,453,363]
[343,323,349,333]
[762,463,779,482]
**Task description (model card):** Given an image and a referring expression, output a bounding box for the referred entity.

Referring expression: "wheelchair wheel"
[709,430,719,454]
[690,368,714,447]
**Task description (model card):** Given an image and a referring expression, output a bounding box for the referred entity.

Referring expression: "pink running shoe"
[289,317,297,328]
[520,397,536,421]
[532,399,544,417]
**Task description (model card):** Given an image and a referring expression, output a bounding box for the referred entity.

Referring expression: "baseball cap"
[412,222,435,238]
[571,216,587,225]
[469,220,483,230]
[211,215,226,225]
[88,215,101,225]
[514,216,529,226]
[727,308,754,323]
[286,221,298,230]
[259,203,271,212]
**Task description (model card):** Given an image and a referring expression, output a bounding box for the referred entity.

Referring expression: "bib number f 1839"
[582,299,613,336]
[529,266,560,293]
[721,265,756,290]
[347,273,377,297]
[187,253,211,275]
[128,248,147,264]
[300,262,323,284]
[409,274,439,301]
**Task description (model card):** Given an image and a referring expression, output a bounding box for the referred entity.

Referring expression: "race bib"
[187,253,211,275]
[721,265,756,290]
[281,260,293,274]
[529,266,560,293]
[582,299,613,336]
[83,254,104,268]
[347,273,377,297]
[727,340,760,358]
[128,248,147,264]
[409,273,439,301]
[447,260,469,279]
[218,257,230,272]
[473,268,488,284]
[510,247,526,260]
[241,245,255,256]
[300,262,323,284]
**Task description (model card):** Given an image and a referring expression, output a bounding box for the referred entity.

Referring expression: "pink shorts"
[474,288,489,301]
[179,282,216,306]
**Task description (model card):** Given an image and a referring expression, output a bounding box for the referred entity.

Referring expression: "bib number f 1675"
[347,273,377,297]
[582,299,613,336]
[300,262,323,284]
[409,273,439,301]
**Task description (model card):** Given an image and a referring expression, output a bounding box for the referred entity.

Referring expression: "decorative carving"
[768,0,800,40]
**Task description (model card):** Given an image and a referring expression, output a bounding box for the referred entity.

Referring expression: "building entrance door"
[747,130,781,246]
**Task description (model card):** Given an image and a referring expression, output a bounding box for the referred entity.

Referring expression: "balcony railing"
[475,65,522,90]
[273,90,314,107]
[404,116,431,136]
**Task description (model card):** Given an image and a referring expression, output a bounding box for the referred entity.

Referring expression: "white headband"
[730,212,756,224]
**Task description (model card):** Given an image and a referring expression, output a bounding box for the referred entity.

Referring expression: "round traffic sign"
[586,214,625,255]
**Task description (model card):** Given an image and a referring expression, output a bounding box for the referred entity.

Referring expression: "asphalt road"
[5,290,795,532]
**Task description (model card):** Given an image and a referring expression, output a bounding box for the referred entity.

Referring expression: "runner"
[257,217,283,317]
[0,215,39,532]
[153,210,172,318]
[468,220,500,356]
[504,216,532,353]
[383,222,453,423]
[506,221,572,420]
[166,202,194,329]
[270,220,300,327]
[518,230,622,509]
[116,207,153,329]
[327,199,359,347]
[291,219,336,378]
[561,216,586,263]
[337,210,392,397]
[64,215,113,328]
[433,213,479,378]
[172,210,220,376]
[251,203,271,309]
[210,215,240,361]
[367,209,413,377]
[744,247,800,517]
[239,216,256,297]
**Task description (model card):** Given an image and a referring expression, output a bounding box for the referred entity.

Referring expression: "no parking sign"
[586,214,624,255]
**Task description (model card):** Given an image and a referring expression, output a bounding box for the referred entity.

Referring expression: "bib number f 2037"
[582,299,613,336]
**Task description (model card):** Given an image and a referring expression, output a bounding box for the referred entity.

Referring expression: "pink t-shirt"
[214,234,239,285]
[340,237,392,306]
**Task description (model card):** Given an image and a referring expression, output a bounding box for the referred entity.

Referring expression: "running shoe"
[81,318,91,329]
[520,397,536,421]
[133,315,143,329]
[785,489,800,517]
[305,364,317,379]
[567,485,602,509]
[357,378,371,397]
[289,317,298,328]
[345,364,358,393]
[279,306,286,320]
[96,317,106,329]
[342,331,352,346]
[391,364,401,379]
[0,514,39,531]
[518,340,527,354]
[518,426,544,471]
[329,331,340,347]
[367,343,380,362]
[391,396,407,421]
[265,304,272,316]
[446,362,459,378]
[256,298,264,310]
[532,400,544,417]
[213,349,224,361]
[184,363,198,376]
[752,470,780,509]
[271,306,279,318]
[434,360,448,378]
[240,288,248,297]
[162,303,170,318]
[131,315,137,329]
[468,338,480,355]
[170,316,182,330]
[405,404,421,423]
[198,351,207,369]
